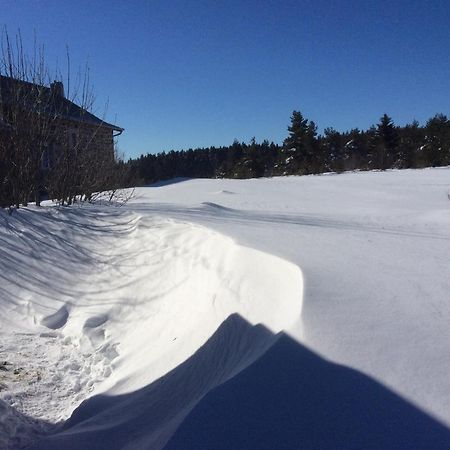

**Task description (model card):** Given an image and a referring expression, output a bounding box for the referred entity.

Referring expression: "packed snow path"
[0,330,114,448]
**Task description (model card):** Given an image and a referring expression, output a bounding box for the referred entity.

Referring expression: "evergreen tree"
[282,111,319,174]
[398,120,423,168]
[343,129,371,170]
[323,127,345,172]
[422,114,450,167]
[129,110,450,183]
[371,114,399,169]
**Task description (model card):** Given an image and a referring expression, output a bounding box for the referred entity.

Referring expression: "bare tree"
[0,30,56,207]
[0,29,127,209]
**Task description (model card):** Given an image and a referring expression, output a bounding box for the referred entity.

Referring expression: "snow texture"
[1,167,450,449]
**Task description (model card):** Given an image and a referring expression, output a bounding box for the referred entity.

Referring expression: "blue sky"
[2,0,450,158]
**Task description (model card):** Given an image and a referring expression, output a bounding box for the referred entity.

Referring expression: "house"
[0,75,123,166]
[0,75,124,205]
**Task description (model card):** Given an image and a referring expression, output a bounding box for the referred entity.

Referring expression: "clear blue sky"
[2,0,450,158]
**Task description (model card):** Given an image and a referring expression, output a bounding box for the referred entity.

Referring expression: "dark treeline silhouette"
[130,111,450,184]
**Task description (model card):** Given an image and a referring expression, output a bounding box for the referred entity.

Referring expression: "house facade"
[0,76,123,165]
[0,76,124,205]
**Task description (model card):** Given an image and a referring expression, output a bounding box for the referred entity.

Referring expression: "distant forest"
[129,111,450,183]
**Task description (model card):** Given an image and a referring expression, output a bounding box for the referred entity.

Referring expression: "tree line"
[130,111,450,183]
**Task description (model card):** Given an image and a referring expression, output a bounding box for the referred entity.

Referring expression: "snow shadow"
[31,314,450,450]
[0,207,140,310]
[0,399,55,450]
[129,200,450,242]
[147,177,191,188]
[168,327,450,449]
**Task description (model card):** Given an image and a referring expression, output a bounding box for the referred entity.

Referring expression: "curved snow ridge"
[201,201,236,212]
[30,214,303,450]
[86,216,304,398]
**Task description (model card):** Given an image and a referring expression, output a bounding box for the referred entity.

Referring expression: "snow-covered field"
[1,168,450,449]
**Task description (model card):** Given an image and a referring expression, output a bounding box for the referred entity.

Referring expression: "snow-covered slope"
[1,167,450,448]
[0,201,301,449]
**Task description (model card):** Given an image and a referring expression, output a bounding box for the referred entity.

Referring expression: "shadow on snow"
[30,314,450,450]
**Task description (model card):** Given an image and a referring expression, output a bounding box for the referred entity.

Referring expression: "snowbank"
[2,167,450,448]
[0,205,301,449]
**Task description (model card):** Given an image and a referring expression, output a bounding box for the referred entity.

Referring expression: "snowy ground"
[1,167,450,449]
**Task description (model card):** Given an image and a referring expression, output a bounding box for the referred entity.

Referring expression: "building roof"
[0,75,124,133]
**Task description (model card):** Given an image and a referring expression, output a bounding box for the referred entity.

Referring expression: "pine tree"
[372,114,399,169]
[422,114,450,167]
[398,120,423,168]
[323,127,345,172]
[344,128,371,170]
[282,111,319,174]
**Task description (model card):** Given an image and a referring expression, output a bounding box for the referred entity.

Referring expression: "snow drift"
[2,167,450,449]
[0,206,302,449]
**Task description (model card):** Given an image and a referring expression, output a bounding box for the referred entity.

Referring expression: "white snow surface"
[1,167,450,449]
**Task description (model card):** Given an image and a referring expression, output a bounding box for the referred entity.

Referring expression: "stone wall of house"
[92,125,115,160]
[56,119,115,162]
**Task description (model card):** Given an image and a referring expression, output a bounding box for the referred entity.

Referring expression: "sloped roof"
[0,75,123,132]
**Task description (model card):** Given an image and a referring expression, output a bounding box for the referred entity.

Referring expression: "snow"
[1,167,450,448]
